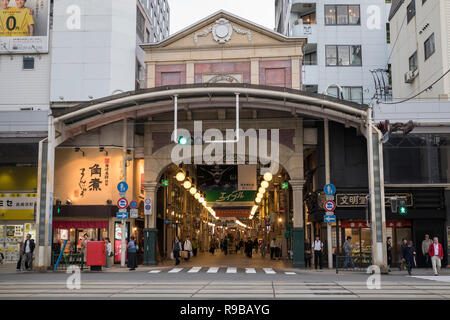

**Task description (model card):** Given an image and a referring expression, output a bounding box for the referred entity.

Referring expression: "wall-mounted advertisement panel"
[0,0,50,54]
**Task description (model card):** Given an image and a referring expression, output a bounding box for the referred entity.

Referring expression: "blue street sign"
[117,181,128,193]
[165,219,171,225]
[324,184,336,196]
[117,211,128,219]
[324,215,336,223]
[130,201,138,209]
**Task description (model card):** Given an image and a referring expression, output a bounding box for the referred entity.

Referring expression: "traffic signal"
[55,199,62,214]
[390,197,398,213]
[177,136,188,145]
[398,199,407,215]
[377,120,389,135]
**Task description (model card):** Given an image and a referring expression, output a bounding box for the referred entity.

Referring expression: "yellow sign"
[0,193,36,221]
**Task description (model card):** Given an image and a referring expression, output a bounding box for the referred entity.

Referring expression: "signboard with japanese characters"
[335,193,413,208]
[54,148,134,205]
[0,193,36,220]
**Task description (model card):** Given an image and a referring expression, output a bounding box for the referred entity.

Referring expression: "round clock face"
[216,24,229,38]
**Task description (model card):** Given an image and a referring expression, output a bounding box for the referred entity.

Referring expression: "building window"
[326,45,362,66]
[325,5,360,25]
[136,8,145,41]
[328,86,363,104]
[23,56,34,70]
[386,23,390,43]
[409,51,418,71]
[304,51,317,65]
[407,0,416,23]
[424,33,435,60]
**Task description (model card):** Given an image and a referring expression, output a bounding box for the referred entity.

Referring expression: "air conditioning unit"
[404,69,419,83]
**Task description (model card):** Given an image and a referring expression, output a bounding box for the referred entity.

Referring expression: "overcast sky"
[168,0,275,34]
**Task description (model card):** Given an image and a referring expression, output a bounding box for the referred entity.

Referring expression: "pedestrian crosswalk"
[148,267,298,275]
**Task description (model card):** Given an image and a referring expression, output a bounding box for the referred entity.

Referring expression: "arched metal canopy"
[51,83,369,139]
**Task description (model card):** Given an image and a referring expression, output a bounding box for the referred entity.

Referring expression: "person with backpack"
[312,236,323,270]
[343,236,355,269]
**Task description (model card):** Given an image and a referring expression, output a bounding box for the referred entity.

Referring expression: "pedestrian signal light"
[177,136,188,145]
[399,199,407,215]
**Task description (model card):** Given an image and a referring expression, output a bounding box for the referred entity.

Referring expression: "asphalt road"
[1,266,450,300]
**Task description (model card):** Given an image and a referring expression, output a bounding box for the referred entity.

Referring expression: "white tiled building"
[275,0,391,104]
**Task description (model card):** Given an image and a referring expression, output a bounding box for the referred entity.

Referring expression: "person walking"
[428,237,444,276]
[126,236,138,270]
[342,236,355,269]
[246,239,253,258]
[386,237,392,271]
[184,236,193,261]
[20,234,35,271]
[270,238,276,260]
[253,238,259,254]
[80,233,88,263]
[173,237,182,265]
[260,239,267,258]
[312,236,323,270]
[239,239,244,254]
[222,237,228,256]
[209,240,215,255]
[402,241,416,276]
[192,238,198,257]
[275,238,282,260]
[421,234,433,269]
[105,237,112,269]
[304,241,312,268]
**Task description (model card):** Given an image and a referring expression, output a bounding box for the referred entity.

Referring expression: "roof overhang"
[51,84,368,142]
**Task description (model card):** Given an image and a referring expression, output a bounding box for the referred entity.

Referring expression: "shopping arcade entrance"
[34,83,384,269]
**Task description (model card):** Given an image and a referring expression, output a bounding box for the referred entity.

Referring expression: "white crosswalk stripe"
[263,268,276,274]
[188,267,202,273]
[226,267,237,273]
[168,268,183,273]
[148,270,161,273]
[245,268,256,273]
[207,267,219,273]
[285,272,296,275]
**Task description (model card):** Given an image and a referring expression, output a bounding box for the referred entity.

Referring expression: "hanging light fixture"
[183,180,192,189]
[176,171,185,182]
[199,197,205,204]
[258,187,266,194]
[261,180,269,189]
[189,187,197,195]
[256,193,263,199]
[255,198,261,203]
[263,172,273,182]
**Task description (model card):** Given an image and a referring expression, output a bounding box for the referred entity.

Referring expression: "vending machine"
[114,221,130,263]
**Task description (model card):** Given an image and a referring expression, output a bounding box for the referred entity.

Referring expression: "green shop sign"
[206,190,256,203]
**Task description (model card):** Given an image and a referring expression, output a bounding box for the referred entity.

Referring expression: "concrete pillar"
[35,115,55,270]
[147,62,156,88]
[186,61,195,84]
[291,57,301,90]
[251,58,259,85]
[445,188,450,267]
[143,182,158,265]
[291,179,306,268]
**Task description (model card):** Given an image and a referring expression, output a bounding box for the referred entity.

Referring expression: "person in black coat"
[386,237,393,270]
[246,239,253,258]
[402,241,416,275]
[173,237,182,265]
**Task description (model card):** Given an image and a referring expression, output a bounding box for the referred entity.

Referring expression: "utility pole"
[121,118,127,268]
[324,119,333,269]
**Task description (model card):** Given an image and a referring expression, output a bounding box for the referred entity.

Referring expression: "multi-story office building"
[0,0,169,265]
[275,0,391,104]
[373,0,450,267]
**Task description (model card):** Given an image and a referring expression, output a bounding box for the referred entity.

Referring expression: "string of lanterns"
[250,171,273,219]
[175,170,218,220]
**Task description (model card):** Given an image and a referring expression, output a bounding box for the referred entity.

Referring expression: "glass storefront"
[52,227,108,254]
[0,222,37,264]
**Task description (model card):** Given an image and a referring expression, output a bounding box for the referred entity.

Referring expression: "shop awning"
[52,220,109,229]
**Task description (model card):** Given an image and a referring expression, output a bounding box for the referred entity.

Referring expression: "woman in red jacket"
[428,237,444,276]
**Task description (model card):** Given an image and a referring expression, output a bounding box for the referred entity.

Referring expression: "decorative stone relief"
[194,18,252,44]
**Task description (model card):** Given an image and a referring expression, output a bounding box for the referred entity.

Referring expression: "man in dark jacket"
[20,234,35,271]
[402,241,416,276]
